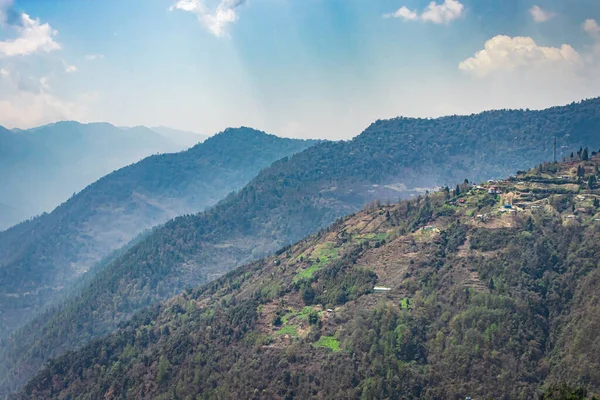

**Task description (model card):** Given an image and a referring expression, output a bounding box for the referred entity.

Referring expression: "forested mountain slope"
[0,128,316,338]
[0,121,189,229]
[2,98,600,397]
[18,154,600,399]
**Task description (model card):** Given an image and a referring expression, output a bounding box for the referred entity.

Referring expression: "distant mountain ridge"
[2,98,600,397]
[149,126,209,148]
[0,127,317,338]
[0,121,199,229]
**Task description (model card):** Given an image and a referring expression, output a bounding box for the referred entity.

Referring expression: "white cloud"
[65,65,77,73]
[384,0,464,24]
[383,6,418,21]
[0,68,8,78]
[421,0,464,24]
[459,35,580,77]
[0,12,60,56]
[170,0,247,37]
[529,5,555,23]
[84,54,104,61]
[584,19,600,38]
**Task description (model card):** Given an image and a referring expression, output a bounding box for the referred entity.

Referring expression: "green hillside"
[18,153,600,399]
[3,98,600,397]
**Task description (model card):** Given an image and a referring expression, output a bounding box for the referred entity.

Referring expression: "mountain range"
[0,127,316,338]
[0,122,207,230]
[16,148,600,399]
[2,98,600,397]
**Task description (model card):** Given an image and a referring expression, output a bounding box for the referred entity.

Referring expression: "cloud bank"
[459,36,580,77]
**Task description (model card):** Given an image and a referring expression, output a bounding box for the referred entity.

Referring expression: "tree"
[526,216,534,232]
[594,197,600,208]
[157,356,171,384]
[301,284,316,305]
[308,310,320,326]
[488,278,495,290]
[455,185,460,197]
[538,384,592,400]
[588,175,597,189]
[583,147,589,161]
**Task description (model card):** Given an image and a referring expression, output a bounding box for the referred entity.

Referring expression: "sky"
[0,0,599,140]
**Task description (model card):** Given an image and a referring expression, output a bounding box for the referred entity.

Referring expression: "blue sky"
[0,0,599,139]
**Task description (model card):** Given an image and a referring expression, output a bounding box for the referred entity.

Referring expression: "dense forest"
[2,98,600,396]
[0,128,316,338]
[16,154,600,399]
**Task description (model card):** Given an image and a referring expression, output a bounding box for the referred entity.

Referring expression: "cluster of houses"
[473,183,500,195]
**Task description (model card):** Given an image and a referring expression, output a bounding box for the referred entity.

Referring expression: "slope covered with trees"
[0,128,316,338]
[17,154,600,399]
[2,98,600,396]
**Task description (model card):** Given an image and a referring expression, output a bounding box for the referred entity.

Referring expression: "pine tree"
[488,278,495,290]
[526,216,534,232]
[583,147,589,161]
[455,184,460,196]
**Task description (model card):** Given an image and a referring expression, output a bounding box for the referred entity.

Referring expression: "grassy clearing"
[355,232,390,243]
[293,264,322,282]
[293,242,340,282]
[414,228,437,240]
[313,335,340,351]
[260,282,281,299]
[282,306,317,324]
[312,242,339,262]
[277,325,299,337]
[400,297,411,310]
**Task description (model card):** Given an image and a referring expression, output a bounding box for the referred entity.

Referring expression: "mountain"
[0,127,317,338]
[149,126,209,148]
[16,153,600,399]
[2,98,600,396]
[0,121,190,229]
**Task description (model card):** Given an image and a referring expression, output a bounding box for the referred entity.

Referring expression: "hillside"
[17,153,600,399]
[0,121,188,229]
[0,128,316,338]
[2,98,600,396]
